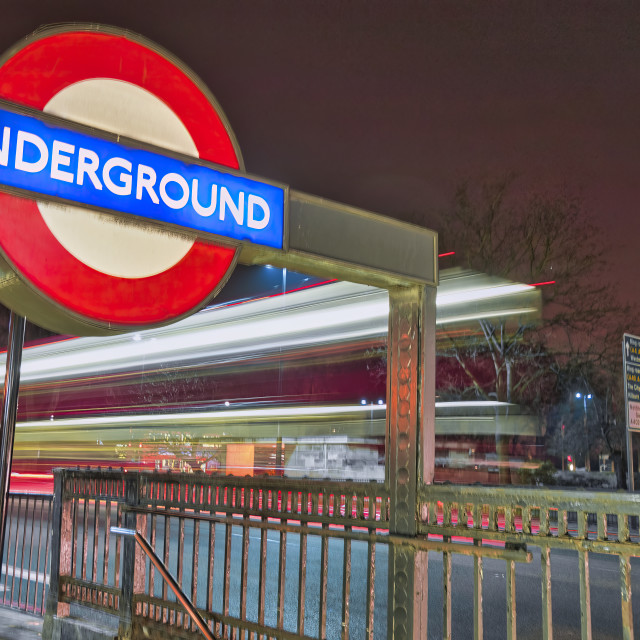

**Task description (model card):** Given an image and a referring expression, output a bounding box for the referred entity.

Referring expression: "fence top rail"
[56,468,391,524]
[7,492,53,501]
[421,483,640,514]
[57,467,388,493]
[57,469,639,513]
[141,470,387,494]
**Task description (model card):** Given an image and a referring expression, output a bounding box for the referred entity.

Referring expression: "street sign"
[0,25,285,335]
[624,334,640,431]
[623,333,640,491]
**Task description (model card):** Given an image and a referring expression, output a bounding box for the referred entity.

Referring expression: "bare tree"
[432,175,635,483]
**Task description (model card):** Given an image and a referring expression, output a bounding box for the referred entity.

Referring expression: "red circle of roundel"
[0,29,239,327]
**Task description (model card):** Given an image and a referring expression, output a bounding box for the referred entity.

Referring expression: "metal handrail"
[110,526,216,640]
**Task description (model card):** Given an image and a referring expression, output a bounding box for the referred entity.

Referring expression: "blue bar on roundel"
[0,106,286,250]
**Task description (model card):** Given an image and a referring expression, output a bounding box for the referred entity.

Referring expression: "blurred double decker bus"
[5,265,541,492]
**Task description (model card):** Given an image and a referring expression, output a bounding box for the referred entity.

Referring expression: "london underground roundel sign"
[0,25,285,336]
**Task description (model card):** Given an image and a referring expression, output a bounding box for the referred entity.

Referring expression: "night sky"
[2,1,639,314]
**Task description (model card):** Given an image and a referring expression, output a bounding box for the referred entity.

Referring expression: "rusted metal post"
[341,526,352,640]
[42,469,65,640]
[119,473,141,639]
[387,285,436,640]
[620,554,633,640]
[506,559,517,640]
[474,543,484,640]
[365,539,376,640]
[0,311,25,569]
[443,551,452,639]
[415,286,436,638]
[578,550,592,640]
[541,547,553,640]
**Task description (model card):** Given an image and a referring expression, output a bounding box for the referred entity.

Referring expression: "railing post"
[620,554,634,640]
[579,550,592,640]
[387,285,436,640]
[541,547,553,640]
[119,473,141,639]
[42,469,68,640]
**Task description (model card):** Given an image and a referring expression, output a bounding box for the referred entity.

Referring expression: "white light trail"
[6,275,540,383]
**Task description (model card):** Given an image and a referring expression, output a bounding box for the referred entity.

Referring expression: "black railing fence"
[0,492,53,615]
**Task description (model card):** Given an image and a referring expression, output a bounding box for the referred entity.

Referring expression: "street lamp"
[576,392,593,471]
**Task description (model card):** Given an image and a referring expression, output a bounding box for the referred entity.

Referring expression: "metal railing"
[43,468,394,640]
[0,492,52,615]
[418,483,640,640]
[42,468,640,639]
[111,526,216,640]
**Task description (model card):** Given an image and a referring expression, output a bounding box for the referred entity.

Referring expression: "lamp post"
[576,392,592,471]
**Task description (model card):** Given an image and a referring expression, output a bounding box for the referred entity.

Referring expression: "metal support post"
[119,473,141,639]
[386,285,436,640]
[42,470,65,639]
[627,430,634,492]
[0,311,25,569]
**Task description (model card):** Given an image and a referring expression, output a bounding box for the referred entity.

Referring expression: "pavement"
[0,607,42,640]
